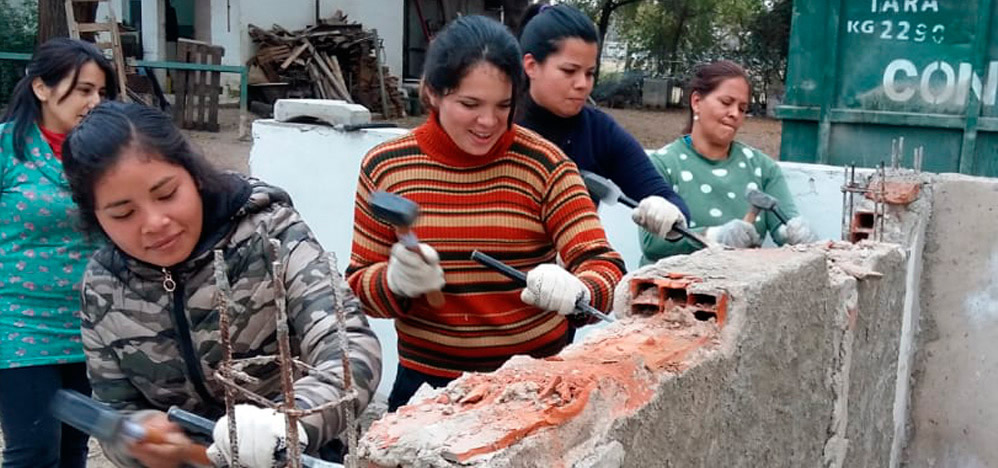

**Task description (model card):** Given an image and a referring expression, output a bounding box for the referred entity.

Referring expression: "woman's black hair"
[518,3,598,64]
[684,60,752,133]
[1,38,118,159]
[421,15,524,127]
[63,101,225,235]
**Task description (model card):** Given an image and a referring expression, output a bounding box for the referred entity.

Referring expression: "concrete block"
[272,98,371,126]
[905,174,998,467]
[358,244,907,467]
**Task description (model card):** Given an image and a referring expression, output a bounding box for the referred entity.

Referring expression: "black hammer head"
[745,187,779,212]
[369,191,420,227]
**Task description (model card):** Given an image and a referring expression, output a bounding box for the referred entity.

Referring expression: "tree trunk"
[38,0,98,44]
[37,0,68,43]
[594,0,613,84]
[593,0,642,85]
[666,2,692,77]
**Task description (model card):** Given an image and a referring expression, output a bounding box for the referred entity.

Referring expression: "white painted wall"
[211,0,243,93]
[250,117,857,397]
[195,0,212,42]
[141,0,166,61]
[321,0,404,80]
[250,119,408,396]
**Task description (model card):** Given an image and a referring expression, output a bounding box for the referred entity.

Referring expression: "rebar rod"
[213,250,240,466]
[268,239,304,468]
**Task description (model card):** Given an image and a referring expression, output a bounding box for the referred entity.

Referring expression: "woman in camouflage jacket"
[62,102,382,468]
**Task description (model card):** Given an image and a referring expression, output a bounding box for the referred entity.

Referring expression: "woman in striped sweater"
[347,15,625,411]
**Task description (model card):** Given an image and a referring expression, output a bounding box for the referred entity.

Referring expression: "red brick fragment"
[866,180,921,205]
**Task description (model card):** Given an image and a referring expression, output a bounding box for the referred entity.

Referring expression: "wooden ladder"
[65,0,128,101]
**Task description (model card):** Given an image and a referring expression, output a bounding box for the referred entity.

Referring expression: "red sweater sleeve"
[346,163,409,319]
[542,161,626,313]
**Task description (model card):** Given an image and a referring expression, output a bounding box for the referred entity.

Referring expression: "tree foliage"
[744,0,793,100]
[559,0,792,106]
[0,0,38,106]
[559,0,645,83]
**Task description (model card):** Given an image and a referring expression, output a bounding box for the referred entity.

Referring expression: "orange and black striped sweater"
[346,115,626,378]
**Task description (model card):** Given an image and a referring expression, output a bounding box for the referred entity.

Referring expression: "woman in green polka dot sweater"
[641,60,817,265]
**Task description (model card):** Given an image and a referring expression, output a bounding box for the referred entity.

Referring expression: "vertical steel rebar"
[213,250,240,466]
[878,162,887,242]
[328,252,358,468]
[268,239,303,468]
[898,137,905,168]
[891,138,901,169]
[841,165,849,241]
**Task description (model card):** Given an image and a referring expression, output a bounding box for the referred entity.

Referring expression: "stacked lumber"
[248,11,406,119]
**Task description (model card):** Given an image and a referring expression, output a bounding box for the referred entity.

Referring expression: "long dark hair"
[63,101,224,235]
[1,38,118,159]
[684,60,751,133]
[421,15,524,128]
[518,3,598,64]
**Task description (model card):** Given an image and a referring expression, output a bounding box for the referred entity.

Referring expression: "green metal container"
[777,0,998,175]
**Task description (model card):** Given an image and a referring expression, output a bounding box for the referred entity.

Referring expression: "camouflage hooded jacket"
[79,174,381,465]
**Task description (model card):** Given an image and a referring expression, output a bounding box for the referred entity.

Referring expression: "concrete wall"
[250,118,407,396]
[904,174,998,467]
[358,244,909,466]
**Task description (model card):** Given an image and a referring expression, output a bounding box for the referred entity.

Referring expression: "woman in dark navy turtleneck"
[516,3,691,244]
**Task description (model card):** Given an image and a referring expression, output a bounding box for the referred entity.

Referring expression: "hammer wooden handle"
[141,427,213,466]
[395,226,446,308]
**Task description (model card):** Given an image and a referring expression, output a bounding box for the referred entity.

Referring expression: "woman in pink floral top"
[0,38,116,468]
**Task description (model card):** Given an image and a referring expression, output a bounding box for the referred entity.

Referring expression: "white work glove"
[206,404,308,468]
[520,264,591,316]
[386,242,446,298]
[705,219,761,248]
[779,217,819,245]
[632,196,687,241]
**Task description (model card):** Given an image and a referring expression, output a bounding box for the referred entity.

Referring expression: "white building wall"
[211,0,243,92]
[321,0,404,80]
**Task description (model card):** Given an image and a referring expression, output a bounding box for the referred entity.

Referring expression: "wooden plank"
[108,15,128,101]
[304,40,345,100]
[77,22,115,33]
[194,43,207,130]
[173,41,189,127]
[322,53,353,103]
[190,44,203,130]
[65,0,80,39]
[279,42,309,70]
[306,62,327,99]
[206,47,222,132]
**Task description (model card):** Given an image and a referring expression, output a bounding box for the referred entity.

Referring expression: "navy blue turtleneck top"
[517,96,690,220]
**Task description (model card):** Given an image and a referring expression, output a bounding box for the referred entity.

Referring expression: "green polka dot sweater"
[640,136,799,264]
